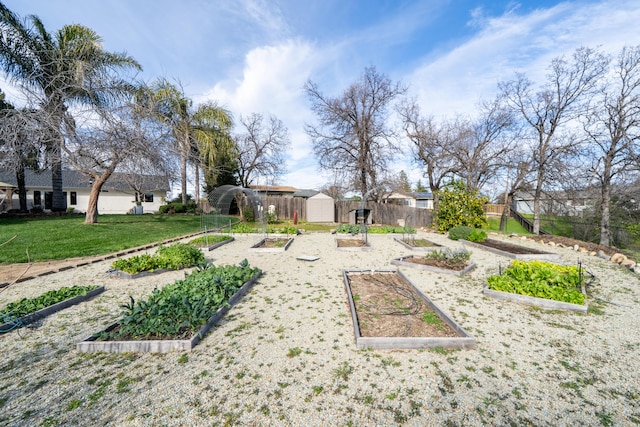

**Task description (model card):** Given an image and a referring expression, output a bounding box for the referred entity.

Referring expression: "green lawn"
[485,217,532,235]
[0,214,235,264]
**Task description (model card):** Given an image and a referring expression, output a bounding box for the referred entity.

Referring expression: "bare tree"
[62,97,172,224]
[397,98,458,213]
[235,113,290,187]
[582,45,640,246]
[499,47,609,234]
[447,98,516,193]
[0,107,43,211]
[305,66,406,199]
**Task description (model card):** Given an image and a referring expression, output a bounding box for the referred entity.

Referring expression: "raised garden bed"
[1,286,105,332]
[461,238,562,261]
[78,267,261,353]
[108,243,205,278]
[343,269,475,350]
[249,237,294,252]
[190,234,235,251]
[393,237,443,251]
[482,286,587,312]
[390,255,476,276]
[483,260,588,313]
[336,238,371,251]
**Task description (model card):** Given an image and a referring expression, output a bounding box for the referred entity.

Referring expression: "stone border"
[482,285,588,313]
[207,236,235,251]
[76,272,262,353]
[393,237,444,252]
[461,239,562,261]
[248,237,294,252]
[343,269,476,350]
[390,255,476,276]
[0,286,105,332]
[335,238,372,252]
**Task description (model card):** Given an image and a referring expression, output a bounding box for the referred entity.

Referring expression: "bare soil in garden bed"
[336,239,368,247]
[472,238,549,254]
[399,255,470,271]
[346,271,458,338]
[253,237,291,248]
[399,238,440,248]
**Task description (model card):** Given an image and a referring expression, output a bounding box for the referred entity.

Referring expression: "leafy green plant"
[468,229,487,242]
[436,180,488,232]
[336,224,362,234]
[487,260,585,305]
[425,248,471,264]
[242,206,255,222]
[0,285,99,318]
[189,235,232,246]
[111,243,205,274]
[100,260,260,340]
[448,225,474,241]
[368,226,416,234]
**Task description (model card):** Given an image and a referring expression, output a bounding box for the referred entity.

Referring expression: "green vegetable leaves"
[0,285,99,318]
[487,260,585,305]
[103,260,260,340]
[111,243,205,274]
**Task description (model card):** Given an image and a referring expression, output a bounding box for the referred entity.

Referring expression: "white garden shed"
[293,190,335,223]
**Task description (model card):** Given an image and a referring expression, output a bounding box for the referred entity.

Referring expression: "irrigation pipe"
[0,235,17,247]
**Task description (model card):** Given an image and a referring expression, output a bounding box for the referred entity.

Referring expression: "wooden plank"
[482,286,587,313]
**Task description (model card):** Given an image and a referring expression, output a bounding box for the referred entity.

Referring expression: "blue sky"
[2,0,640,193]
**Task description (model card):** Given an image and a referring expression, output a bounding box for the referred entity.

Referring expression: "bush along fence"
[536,218,639,252]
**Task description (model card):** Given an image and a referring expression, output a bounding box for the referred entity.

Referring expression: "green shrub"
[436,180,488,232]
[158,205,170,214]
[468,229,487,242]
[242,206,255,222]
[448,225,474,241]
[171,202,186,213]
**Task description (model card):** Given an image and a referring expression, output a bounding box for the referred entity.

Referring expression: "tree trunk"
[499,195,512,232]
[84,173,113,224]
[15,165,28,212]
[532,175,543,235]
[599,178,611,246]
[194,163,200,208]
[180,133,189,204]
[51,152,67,212]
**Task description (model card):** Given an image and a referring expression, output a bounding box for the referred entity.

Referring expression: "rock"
[548,241,555,246]
[573,244,580,251]
[621,259,636,268]
[589,251,596,257]
[596,250,610,260]
[611,253,627,264]
[521,236,527,240]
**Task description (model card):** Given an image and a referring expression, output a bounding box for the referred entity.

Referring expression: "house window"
[416,200,429,209]
[33,191,41,206]
[70,192,77,205]
[136,193,154,203]
[44,192,52,209]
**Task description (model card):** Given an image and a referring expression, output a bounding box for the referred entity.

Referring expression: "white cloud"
[406,0,640,119]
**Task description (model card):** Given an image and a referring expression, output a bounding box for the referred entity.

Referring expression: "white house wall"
[9,188,166,214]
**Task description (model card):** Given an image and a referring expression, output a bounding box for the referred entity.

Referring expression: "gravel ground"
[0,232,639,426]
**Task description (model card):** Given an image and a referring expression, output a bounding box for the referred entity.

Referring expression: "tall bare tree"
[397,98,458,213]
[447,98,516,193]
[305,66,406,199]
[582,45,640,246]
[62,97,172,224]
[235,113,290,187]
[499,47,609,234]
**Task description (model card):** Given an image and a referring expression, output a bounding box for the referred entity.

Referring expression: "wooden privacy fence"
[226,196,433,227]
[335,201,433,227]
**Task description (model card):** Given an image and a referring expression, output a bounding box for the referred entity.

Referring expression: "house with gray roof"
[0,169,170,214]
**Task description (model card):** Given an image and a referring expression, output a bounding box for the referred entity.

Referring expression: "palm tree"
[150,79,234,204]
[0,2,141,211]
